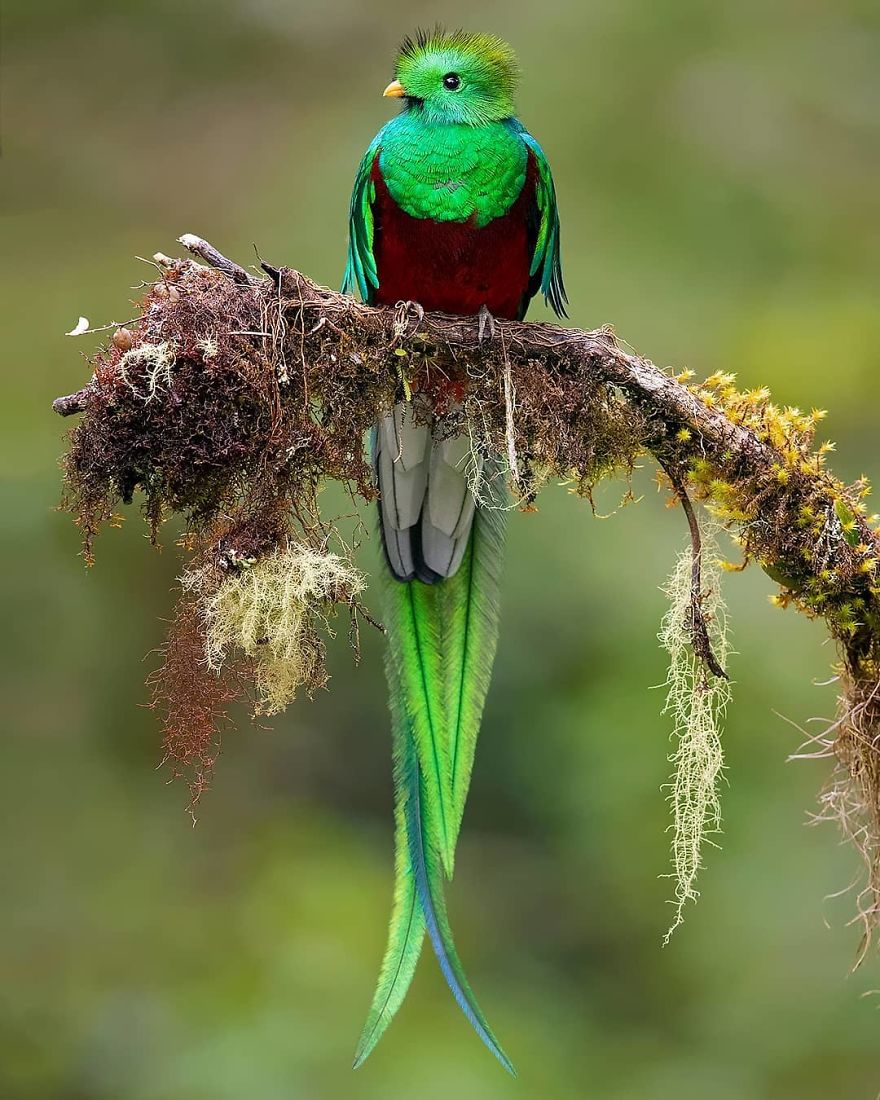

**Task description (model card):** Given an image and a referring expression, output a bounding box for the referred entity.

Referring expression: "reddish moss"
[149,593,250,809]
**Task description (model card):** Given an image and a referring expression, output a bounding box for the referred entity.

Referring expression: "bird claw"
[401,300,424,327]
[393,300,425,340]
[477,304,496,342]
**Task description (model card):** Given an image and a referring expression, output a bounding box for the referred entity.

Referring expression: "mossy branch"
[53,235,880,948]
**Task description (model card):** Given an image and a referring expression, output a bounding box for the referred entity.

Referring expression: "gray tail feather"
[374,403,483,584]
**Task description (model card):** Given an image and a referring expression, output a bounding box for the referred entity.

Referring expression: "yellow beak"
[383,80,406,98]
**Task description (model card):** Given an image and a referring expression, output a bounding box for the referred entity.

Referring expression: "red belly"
[371,157,535,321]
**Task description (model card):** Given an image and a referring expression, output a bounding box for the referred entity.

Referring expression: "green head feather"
[394,29,519,126]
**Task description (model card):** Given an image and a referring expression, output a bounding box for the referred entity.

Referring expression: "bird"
[342,29,566,1072]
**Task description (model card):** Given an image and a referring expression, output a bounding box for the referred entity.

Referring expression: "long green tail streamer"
[355,466,508,1066]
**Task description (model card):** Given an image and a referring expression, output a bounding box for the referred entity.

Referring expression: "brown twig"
[177,233,257,285]
[659,457,729,680]
[53,387,93,417]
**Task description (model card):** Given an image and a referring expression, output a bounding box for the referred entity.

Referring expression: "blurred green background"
[3,2,879,1097]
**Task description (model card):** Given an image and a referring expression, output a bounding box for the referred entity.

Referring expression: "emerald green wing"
[342,132,383,302]
[511,123,567,318]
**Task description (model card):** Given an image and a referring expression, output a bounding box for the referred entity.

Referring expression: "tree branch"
[657,455,728,681]
[153,238,788,484]
[52,235,880,947]
[176,233,258,285]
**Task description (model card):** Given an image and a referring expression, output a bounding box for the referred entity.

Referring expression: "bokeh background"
[3,2,880,1097]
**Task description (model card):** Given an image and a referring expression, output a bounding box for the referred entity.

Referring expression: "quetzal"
[342,29,566,1072]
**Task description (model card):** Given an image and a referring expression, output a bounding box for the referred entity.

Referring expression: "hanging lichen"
[659,527,732,941]
[184,542,366,717]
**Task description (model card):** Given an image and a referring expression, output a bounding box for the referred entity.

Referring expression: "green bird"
[343,29,566,1071]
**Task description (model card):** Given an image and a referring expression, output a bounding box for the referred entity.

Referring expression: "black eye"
[442,73,461,90]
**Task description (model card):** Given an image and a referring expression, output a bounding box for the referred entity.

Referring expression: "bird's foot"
[393,299,425,339]
[477,304,497,342]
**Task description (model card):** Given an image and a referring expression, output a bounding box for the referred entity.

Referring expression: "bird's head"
[384,29,519,126]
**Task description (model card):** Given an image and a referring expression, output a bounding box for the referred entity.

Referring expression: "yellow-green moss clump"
[684,370,879,640]
[184,543,365,716]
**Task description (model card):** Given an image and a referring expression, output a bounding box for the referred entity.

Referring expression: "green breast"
[378,115,527,227]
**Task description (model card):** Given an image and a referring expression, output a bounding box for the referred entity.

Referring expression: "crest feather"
[396,28,519,95]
